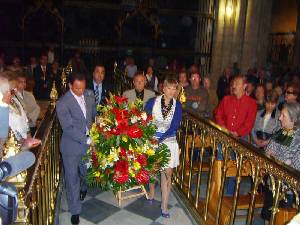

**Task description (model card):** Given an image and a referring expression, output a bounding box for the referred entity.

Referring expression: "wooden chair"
[207,160,264,225]
[275,208,297,225]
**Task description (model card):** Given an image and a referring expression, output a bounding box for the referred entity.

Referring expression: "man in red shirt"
[215,75,257,138]
[215,75,257,195]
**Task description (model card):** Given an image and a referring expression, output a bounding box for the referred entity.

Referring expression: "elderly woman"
[251,91,280,149]
[265,102,300,169]
[145,77,182,218]
[261,102,300,223]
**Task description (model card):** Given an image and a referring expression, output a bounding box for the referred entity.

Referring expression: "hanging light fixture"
[225,1,234,18]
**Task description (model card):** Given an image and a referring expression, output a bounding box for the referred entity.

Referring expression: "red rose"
[115,160,128,171]
[113,160,129,184]
[115,109,129,121]
[111,107,120,115]
[110,127,121,135]
[119,147,127,157]
[127,125,143,138]
[136,169,150,184]
[114,96,128,105]
[116,118,129,133]
[136,154,147,166]
[113,173,129,183]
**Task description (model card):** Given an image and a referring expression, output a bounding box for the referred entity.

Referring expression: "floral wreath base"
[116,185,149,207]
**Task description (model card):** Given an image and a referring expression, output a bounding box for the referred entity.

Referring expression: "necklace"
[161,96,173,119]
[273,128,295,147]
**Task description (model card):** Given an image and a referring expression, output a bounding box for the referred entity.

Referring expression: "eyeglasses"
[285,91,295,95]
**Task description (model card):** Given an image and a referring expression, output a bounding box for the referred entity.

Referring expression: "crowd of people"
[1,50,300,224]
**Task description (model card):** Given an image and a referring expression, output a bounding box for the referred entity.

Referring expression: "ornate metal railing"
[3,103,61,225]
[173,110,300,225]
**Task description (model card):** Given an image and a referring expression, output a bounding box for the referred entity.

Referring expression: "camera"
[0,151,35,225]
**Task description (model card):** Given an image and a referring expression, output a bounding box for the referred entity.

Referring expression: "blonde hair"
[163,77,178,88]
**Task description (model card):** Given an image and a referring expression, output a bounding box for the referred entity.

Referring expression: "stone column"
[211,0,273,87]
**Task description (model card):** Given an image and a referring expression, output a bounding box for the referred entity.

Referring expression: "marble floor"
[58,184,196,225]
[57,172,266,225]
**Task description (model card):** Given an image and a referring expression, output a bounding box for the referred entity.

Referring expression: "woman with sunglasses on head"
[278,82,300,110]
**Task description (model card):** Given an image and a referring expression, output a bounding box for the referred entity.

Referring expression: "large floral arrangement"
[86,94,170,192]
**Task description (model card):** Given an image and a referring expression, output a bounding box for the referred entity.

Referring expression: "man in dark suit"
[56,73,96,225]
[33,54,52,100]
[88,64,111,105]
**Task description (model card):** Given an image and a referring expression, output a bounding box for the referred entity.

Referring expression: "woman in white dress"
[145,77,182,218]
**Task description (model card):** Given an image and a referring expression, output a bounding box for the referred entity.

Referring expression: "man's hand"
[24,138,41,149]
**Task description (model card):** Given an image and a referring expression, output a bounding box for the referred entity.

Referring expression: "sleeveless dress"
[151,96,179,168]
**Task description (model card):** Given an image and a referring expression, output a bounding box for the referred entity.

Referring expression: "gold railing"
[173,110,300,225]
[3,103,61,225]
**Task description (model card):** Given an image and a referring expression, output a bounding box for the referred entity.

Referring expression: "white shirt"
[146,74,158,92]
[126,65,137,78]
[48,51,55,64]
[9,97,29,140]
[70,90,86,118]
[70,90,92,144]
[262,113,271,131]
[17,91,24,100]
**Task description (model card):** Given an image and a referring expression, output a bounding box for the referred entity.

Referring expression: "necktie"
[79,96,86,118]
[42,66,46,81]
[95,85,100,105]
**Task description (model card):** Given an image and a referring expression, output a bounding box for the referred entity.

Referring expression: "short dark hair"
[134,71,144,78]
[68,73,86,84]
[287,82,300,102]
[94,64,105,69]
[266,90,279,104]
[40,53,48,58]
[15,72,27,80]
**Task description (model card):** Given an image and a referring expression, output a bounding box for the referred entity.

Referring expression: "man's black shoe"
[80,190,87,201]
[71,214,80,225]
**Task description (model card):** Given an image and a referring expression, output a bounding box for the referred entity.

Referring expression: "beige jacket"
[123,89,156,105]
[17,91,40,127]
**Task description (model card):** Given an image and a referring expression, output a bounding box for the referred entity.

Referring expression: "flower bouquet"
[86,94,170,193]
